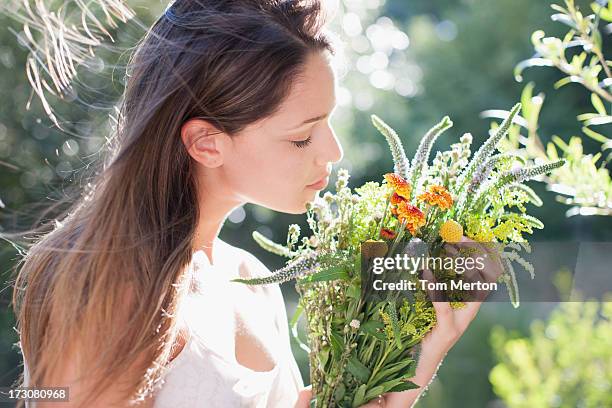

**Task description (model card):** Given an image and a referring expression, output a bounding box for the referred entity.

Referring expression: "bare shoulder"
[218,239,285,301]
[218,239,275,280]
[218,240,292,335]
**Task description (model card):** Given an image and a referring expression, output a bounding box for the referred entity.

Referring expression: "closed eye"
[291,136,312,148]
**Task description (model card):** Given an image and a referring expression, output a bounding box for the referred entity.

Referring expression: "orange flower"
[417,185,453,210]
[380,228,397,240]
[396,201,426,234]
[384,173,411,199]
[390,192,404,205]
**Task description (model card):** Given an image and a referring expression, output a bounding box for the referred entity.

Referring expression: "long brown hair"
[10,0,335,405]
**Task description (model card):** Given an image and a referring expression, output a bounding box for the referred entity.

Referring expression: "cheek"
[223,143,313,207]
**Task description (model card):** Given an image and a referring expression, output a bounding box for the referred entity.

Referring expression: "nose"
[315,123,344,167]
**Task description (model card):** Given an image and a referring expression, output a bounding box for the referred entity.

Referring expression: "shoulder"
[218,239,275,280]
[218,239,285,301]
[218,240,293,335]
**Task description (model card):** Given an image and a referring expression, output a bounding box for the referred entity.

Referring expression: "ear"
[181,119,228,168]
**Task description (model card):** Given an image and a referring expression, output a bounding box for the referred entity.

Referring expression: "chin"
[259,190,316,215]
[279,199,312,215]
[260,200,307,215]
[284,203,309,215]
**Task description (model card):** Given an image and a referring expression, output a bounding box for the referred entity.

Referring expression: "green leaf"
[347,284,361,299]
[551,13,578,29]
[520,82,535,123]
[347,356,372,383]
[369,359,415,385]
[319,346,330,369]
[330,331,344,360]
[352,384,367,407]
[577,113,601,122]
[501,213,544,229]
[592,3,612,22]
[387,301,403,350]
[523,214,544,229]
[301,265,349,283]
[359,321,387,340]
[582,126,611,144]
[514,58,554,82]
[290,302,310,353]
[333,382,346,402]
[546,141,559,160]
[388,380,420,392]
[582,115,612,127]
[552,135,569,152]
[553,76,575,89]
[550,4,567,14]
[364,385,386,402]
[591,93,607,116]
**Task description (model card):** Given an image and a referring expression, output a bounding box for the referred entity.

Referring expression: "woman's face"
[206,51,344,214]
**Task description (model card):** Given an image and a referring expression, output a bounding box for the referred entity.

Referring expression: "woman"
[12,0,495,407]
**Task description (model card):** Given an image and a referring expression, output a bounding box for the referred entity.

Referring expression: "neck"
[192,171,244,265]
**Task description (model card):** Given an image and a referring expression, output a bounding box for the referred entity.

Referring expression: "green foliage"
[496,0,612,216]
[490,301,612,408]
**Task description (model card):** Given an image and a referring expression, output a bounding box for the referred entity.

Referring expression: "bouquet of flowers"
[232,103,564,407]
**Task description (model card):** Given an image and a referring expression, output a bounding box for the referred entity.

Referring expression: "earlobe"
[181,119,224,168]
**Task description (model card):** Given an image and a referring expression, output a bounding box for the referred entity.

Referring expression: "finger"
[480,258,501,283]
[421,268,445,304]
[422,268,456,318]
[431,298,453,320]
[454,299,482,325]
[463,264,495,303]
[474,244,505,284]
[462,259,488,283]
[444,244,460,257]
[460,240,497,284]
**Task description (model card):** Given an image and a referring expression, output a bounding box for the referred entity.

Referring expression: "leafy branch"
[484,0,612,217]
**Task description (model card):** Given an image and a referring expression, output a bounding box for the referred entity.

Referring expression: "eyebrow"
[288,113,329,130]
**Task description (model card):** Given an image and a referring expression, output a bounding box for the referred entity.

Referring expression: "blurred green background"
[1,0,611,407]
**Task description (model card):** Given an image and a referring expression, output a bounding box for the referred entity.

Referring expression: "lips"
[307,173,330,189]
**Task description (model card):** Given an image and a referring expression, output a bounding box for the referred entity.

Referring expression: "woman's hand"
[422,236,504,351]
[383,236,504,407]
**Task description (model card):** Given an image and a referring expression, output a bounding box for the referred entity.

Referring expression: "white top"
[153,239,304,407]
[22,239,304,408]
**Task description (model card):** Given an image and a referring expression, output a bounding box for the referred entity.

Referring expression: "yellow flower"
[439,220,463,242]
[466,218,495,242]
[417,185,453,210]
